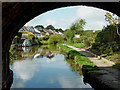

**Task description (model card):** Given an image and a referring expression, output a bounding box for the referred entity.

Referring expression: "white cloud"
[46,19,57,26]
[46,19,63,29]
[84,21,107,30]
[57,75,92,88]
[76,6,94,19]
[13,60,40,81]
[76,6,107,20]
[75,6,109,30]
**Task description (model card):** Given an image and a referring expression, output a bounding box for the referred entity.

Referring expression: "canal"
[10,45,94,89]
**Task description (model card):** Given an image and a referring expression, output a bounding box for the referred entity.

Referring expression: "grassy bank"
[66,43,85,48]
[58,44,95,67]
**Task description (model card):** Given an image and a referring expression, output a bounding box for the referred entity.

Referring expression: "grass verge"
[66,43,85,48]
[58,44,97,69]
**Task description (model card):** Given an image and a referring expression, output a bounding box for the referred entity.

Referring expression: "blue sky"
[25,6,116,30]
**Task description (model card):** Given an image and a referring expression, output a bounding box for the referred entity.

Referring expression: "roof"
[34,28,41,33]
[43,29,54,34]
[24,26,33,31]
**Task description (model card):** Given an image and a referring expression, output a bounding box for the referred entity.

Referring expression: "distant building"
[21,34,28,39]
[74,34,80,38]
[43,29,54,36]
[20,26,41,38]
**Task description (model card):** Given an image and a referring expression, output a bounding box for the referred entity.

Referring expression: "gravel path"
[65,44,115,67]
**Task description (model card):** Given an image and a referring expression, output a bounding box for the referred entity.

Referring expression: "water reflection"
[10,45,93,89]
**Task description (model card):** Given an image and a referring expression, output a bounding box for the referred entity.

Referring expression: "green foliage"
[77,30,100,47]
[48,34,64,44]
[34,37,42,45]
[9,47,20,64]
[46,25,55,30]
[14,31,22,43]
[92,24,120,56]
[58,44,73,53]
[64,29,75,43]
[83,65,100,71]
[112,62,120,70]
[34,25,44,30]
[73,38,81,43]
[68,50,80,57]
[58,44,95,67]
[105,12,119,26]
[55,28,64,33]
[42,36,49,41]
[75,55,94,66]
[66,43,85,48]
[40,40,49,45]
[64,19,86,43]
[95,25,117,43]
[70,19,86,34]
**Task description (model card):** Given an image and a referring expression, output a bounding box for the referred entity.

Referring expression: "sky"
[25,6,116,30]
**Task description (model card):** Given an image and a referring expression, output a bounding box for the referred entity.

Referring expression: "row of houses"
[20,26,64,38]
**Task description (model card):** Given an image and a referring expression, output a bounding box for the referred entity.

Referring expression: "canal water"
[10,45,94,89]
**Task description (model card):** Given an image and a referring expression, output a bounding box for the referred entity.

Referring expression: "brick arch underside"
[2,2,120,89]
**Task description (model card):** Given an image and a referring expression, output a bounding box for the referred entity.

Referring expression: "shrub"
[42,36,49,41]
[104,47,113,55]
[73,38,81,43]
[48,34,64,44]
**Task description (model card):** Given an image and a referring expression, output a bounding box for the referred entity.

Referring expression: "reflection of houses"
[33,49,54,59]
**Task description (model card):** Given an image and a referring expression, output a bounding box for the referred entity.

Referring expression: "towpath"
[64,44,120,89]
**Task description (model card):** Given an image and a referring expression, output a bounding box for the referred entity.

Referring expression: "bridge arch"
[2,2,119,89]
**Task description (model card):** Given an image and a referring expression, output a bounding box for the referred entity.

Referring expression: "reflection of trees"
[10,46,40,65]
[62,53,83,75]
[10,45,59,64]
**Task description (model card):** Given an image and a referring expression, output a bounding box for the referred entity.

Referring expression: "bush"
[41,40,49,45]
[48,34,64,44]
[42,36,49,41]
[73,38,81,43]
[104,47,113,55]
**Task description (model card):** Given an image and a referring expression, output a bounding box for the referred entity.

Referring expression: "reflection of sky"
[11,51,93,89]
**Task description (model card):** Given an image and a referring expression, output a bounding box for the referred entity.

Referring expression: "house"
[25,26,35,34]
[74,34,80,38]
[20,26,41,38]
[58,32,64,36]
[34,28,41,38]
[43,29,54,36]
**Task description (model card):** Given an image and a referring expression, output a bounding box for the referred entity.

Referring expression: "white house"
[74,34,80,38]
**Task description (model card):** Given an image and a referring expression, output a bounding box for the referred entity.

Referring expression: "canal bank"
[64,44,120,90]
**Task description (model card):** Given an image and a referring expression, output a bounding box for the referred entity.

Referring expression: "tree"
[48,34,64,44]
[46,25,55,30]
[55,28,64,32]
[34,25,44,30]
[14,31,22,43]
[105,12,120,36]
[64,29,75,43]
[70,19,86,34]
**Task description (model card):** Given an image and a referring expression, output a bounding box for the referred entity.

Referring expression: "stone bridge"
[2,2,120,89]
